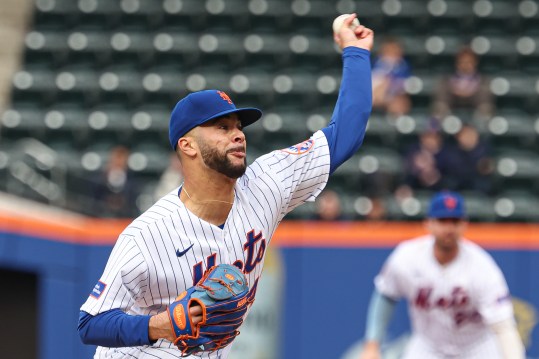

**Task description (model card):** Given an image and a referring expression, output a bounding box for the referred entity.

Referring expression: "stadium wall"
[0,212,538,359]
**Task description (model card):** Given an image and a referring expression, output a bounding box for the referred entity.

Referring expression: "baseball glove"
[167,264,250,356]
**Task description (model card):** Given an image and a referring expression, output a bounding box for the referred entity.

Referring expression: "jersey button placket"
[221,229,231,263]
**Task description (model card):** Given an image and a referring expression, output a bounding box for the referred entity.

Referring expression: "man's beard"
[199,141,247,179]
[435,235,458,252]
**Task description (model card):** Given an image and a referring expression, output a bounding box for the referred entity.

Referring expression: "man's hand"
[165,264,250,355]
[359,340,382,359]
[334,13,374,52]
[149,305,203,342]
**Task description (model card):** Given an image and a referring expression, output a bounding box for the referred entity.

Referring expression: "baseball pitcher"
[79,14,374,358]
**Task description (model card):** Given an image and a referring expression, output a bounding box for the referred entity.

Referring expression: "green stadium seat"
[149,33,204,68]
[460,191,497,222]
[492,190,539,222]
[34,0,123,30]
[519,2,539,35]
[471,0,523,35]
[10,69,59,106]
[425,0,474,34]
[130,140,172,175]
[23,30,70,68]
[482,113,537,150]
[493,148,539,194]
[380,0,431,35]
[332,146,402,192]
[1,106,46,137]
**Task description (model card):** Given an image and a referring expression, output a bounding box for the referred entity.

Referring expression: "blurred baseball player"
[359,191,525,359]
[78,14,374,358]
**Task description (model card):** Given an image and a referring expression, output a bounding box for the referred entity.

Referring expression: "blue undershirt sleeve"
[78,309,153,347]
[321,46,372,174]
[364,289,398,343]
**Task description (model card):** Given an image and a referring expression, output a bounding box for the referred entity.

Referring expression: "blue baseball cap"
[427,191,466,219]
[169,89,263,149]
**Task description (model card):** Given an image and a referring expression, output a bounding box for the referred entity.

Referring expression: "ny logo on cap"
[444,196,457,210]
[217,91,233,105]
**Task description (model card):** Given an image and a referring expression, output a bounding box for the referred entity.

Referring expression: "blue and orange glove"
[167,264,251,356]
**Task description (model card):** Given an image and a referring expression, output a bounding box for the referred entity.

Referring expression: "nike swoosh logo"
[176,243,194,257]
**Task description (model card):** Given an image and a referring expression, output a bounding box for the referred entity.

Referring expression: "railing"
[8,138,66,206]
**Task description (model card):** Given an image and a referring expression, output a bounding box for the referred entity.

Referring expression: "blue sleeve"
[321,47,372,174]
[400,60,412,78]
[78,309,153,347]
[364,289,398,342]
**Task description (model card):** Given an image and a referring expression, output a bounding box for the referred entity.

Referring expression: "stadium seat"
[471,0,523,35]
[34,0,123,30]
[460,191,497,222]
[492,190,539,222]
[482,113,537,150]
[492,148,539,194]
[424,0,475,34]
[331,146,402,193]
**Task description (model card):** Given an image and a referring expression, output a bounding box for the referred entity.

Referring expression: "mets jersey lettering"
[242,230,266,274]
[191,228,266,285]
[414,287,469,310]
[80,131,330,358]
[414,286,481,327]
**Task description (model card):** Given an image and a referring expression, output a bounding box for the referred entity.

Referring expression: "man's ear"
[177,137,197,157]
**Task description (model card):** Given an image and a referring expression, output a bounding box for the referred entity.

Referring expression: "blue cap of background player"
[427,191,466,219]
[169,89,263,150]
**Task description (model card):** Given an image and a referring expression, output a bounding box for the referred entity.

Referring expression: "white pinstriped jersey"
[375,235,514,359]
[81,131,330,358]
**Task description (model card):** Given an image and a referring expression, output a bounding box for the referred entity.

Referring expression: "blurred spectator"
[449,124,494,193]
[92,145,139,218]
[153,153,184,200]
[432,46,494,121]
[385,92,412,118]
[311,189,349,221]
[398,123,456,193]
[361,169,395,202]
[361,196,387,221]
[372,37,412,115]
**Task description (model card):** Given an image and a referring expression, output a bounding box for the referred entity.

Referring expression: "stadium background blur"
[0,0,538,358]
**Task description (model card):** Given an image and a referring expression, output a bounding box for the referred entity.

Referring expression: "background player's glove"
[167,264,250,356]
